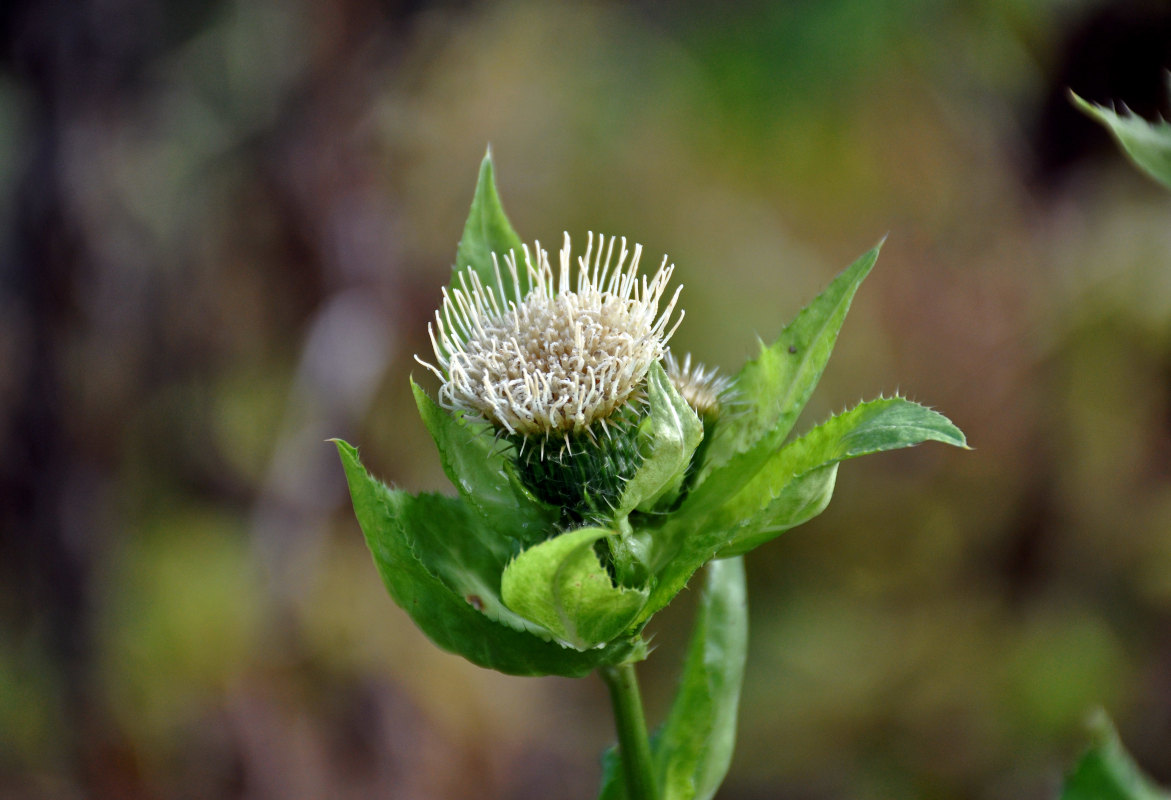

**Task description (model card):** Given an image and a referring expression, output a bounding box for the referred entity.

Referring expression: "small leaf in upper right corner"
[1060,711,1171,800]
[1071,91,1171,191]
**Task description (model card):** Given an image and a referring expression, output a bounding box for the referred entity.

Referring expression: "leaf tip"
[478,144,496,178]
[1069,90,1123,129]
[330,437,361,464]
[1085,706,1115,744]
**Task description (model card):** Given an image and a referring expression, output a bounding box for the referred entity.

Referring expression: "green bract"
[335,150,967,680]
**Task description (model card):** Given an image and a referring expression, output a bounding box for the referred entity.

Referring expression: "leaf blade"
[453,148,526,300]
[616,362,705,517]
[1061,711,1171,800]
[655,556,748,800]
[713,464,839,558]
[640,397,965,620]
[335,440,642,676]
[502,527,649,650]
[413,380,557,546]
[699,244,881,482]
[1072,91,1171,190]
[661,246,882,557]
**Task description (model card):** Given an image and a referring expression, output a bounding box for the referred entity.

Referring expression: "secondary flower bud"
[665,350,731,420]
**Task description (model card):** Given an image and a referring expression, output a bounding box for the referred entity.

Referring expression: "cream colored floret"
[418,232,683,437]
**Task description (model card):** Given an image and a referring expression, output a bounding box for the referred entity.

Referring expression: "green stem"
[600,663,658,800]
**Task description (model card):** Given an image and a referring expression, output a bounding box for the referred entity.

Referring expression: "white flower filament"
[418,232,683,438]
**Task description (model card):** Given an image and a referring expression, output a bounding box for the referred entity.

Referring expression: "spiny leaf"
[1072,91,1171,191]
[699,243,881,479]
[335,440,643,676]
[413,380,557,546]
[639,397,965,620]
[642,245,881,577]
[714,396,965,557]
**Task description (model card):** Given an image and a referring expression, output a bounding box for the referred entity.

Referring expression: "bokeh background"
[3,0,1171,797]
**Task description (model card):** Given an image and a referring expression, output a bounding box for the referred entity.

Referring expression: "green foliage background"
[2,1,1170,798]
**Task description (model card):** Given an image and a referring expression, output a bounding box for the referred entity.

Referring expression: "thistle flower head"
[419,232,683,440]
[665,350,731,419]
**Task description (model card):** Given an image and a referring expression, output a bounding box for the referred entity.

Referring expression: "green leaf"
[502,527,650,650]
[454,148,526,300]
[1061,711,1171,800]
[713,464,838,558]
[335,440,643,677]
[616,362,705,517]
[781,395,967,464]
[387,489,544,637]
[643,246,882,576]
[714,396,964,557]
[654,556,748,800]
[598,748,627,800]
[698,244,881,485]
[640,397,965,620]
[597,558,748,800]
[1072,91,1171,190]
[412,380,557,546]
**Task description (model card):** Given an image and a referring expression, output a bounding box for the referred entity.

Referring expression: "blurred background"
[2,0,1171,797]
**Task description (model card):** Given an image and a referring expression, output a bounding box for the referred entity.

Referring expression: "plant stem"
[600,663,658,800]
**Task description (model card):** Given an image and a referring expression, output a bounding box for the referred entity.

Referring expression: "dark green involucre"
[511,406,645,525]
